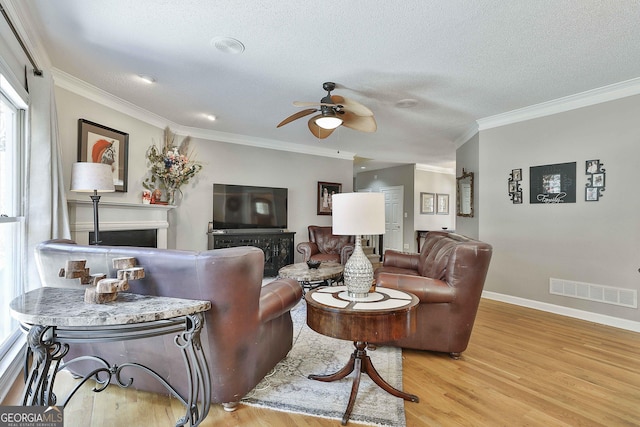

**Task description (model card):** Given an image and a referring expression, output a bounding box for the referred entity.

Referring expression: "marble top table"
[278,262,343,292]
[10,287,212,427]
[10,287,211,327]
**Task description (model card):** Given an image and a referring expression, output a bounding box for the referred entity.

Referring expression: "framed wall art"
[420,192,435,214]
[529,162,576,204]
[436,194,449,215]
[508,168,523,204]
[317,181,342,215]
[585,159,606,201]
[77,119,129,192]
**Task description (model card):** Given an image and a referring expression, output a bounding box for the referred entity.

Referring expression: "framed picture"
[436,194,449,215]
[420,192,435,214]
[77,119,129,192]
[585,159,606,201]
[529,162,576,204]
[511,168,522,181]
[585,187,599,201]
[317,181,341,215]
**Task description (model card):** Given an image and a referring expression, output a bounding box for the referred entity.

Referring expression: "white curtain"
[25,70,71,289]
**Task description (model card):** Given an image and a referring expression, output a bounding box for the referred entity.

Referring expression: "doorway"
[381,186,404,252]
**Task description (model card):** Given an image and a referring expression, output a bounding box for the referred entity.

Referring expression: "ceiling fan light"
[315,116,343,129]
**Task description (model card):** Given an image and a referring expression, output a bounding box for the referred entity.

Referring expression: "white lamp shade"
[332,192,385,235]
[70,162,115,193]
[315,116,343,130]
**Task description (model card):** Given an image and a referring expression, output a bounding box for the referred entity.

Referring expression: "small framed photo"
[508,181,518,193]
[436,194,449,215]
[77,119,129,192]
[586,187,599,201]
[317,181,342,215]
[511,168,522,181]
[592,173,605,187]
[513,192,523,204]
[420,192,435,214]
[586,159,602,174]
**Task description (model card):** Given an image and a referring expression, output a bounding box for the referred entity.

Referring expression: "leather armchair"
[375,231,492,359]
[296,225,355,265]
[34,240,303,411]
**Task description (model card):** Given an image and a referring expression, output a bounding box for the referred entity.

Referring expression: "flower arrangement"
[143,127,203,204]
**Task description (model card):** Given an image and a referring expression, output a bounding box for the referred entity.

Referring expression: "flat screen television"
[212,183,288,231]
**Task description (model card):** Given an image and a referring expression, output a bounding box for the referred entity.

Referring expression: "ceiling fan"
[277,82,377,139]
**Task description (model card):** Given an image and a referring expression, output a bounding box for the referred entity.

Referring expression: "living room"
[1,1,640,426]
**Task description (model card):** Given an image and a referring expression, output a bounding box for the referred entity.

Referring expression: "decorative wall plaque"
[529,162,576,204]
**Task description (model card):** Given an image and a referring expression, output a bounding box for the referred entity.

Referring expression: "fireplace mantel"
[68,200,174,248]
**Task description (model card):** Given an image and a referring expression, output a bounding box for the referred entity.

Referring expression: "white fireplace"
[68,200,174,248]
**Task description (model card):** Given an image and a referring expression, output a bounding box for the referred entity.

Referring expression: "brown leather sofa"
[375,231,492,359]
[34,239,303,411]
[296,225,355,265]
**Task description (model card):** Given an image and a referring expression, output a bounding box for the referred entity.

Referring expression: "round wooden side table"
[305,285,419,425]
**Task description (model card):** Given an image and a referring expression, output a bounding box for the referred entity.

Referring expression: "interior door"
[381,186,404,252]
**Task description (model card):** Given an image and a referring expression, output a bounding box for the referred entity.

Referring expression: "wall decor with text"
[529,162,576,204]
[508,168,522,204]
[585,159,605,201]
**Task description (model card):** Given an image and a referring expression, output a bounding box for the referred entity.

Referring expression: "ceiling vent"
[211,37,245,54]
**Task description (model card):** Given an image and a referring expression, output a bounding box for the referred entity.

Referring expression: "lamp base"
[343,236,374,301]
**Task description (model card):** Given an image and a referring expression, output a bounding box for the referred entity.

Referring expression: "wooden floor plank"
[3,298,640,426]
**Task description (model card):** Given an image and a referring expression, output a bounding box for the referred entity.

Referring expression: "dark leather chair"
[296,225,355,265]
[34,240,303,411]
[375,231,492,359]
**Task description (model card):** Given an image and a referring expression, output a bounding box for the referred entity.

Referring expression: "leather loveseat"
[375,231,492,359]
[34,239,303,411]
[296,225,355,265]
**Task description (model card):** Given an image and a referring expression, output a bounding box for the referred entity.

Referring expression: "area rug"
[241,300,406,426]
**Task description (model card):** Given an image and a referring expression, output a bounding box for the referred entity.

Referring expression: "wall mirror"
[456,169,474,217]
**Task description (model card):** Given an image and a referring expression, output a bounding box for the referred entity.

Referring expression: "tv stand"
[207,228,295,277]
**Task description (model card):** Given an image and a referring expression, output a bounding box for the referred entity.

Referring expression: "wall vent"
[549,278,637,308]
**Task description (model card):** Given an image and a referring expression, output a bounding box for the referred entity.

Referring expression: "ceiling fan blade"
[330,95,373,116]
[277,108,317,127]
[293,101,338,107]
[307,115,336,139]
[341,111,377,133]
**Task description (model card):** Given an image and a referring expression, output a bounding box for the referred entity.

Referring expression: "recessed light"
[211,37,245,54]
[360,166,366,169]
[206,114,217,121]
[395,98,418,108]
[138,74,156,84]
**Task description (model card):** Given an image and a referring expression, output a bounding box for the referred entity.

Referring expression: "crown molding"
[51,68,355,161]
[415,163,455,175]
[454,124,478,148]
[477,77,640,130]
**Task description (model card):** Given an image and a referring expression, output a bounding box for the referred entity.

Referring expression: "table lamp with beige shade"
[331,192,385,300]
[70,162,115,245]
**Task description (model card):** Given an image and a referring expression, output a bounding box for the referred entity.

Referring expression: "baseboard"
[482,291,640,333]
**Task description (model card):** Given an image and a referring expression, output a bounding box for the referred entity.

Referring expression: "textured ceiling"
[15,0,640,171]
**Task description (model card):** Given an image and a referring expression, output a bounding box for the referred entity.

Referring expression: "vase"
[166,189,176,205]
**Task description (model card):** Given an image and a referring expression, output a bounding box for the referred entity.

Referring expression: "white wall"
[54,86,353,257]
[479,94,640,323]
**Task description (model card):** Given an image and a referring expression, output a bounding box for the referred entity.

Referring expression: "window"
[0,82,26,362]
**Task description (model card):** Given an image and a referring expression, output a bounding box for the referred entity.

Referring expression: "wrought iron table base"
[21,313,210,427]
[309,340,419,426]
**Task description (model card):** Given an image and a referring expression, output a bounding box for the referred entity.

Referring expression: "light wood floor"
[3,298,640,426]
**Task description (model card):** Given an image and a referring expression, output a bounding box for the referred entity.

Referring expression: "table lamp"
[332,192,385,300]
[70,162,115,245]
